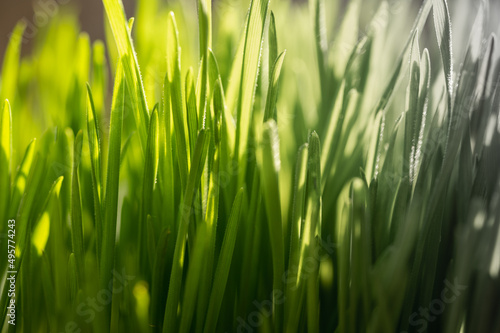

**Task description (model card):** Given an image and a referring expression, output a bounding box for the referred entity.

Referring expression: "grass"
[1,0,500,332]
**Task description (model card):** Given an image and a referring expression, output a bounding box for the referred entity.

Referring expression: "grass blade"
[203,188,244,333]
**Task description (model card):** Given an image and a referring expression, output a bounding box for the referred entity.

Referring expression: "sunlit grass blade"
[70,130,85,287]
[235,0,270,187]
[163,129,211,333]
[203,187,243,333]
[166,12,191,190]
[103,0,149,153]
[99,60,125,331]
[0,21,25,103]
[86,84,103,263]
[259,119,285,331]
[264,51,286,122]
[0,100,12,223]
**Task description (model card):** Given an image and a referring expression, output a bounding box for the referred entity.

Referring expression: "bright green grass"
[1,0,500,332]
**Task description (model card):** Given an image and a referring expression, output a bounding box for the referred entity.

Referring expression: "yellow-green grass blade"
[8,139,36,219]
[264,51,286,122]
[140,106,159,272]
[235,0,271,188]
[203,188,244,333]
[197,0,212,123]
[0,100,12,223]
[432,0,453,103]
[186,68,199,158]
[86,84,103,263]
[0,21,25,104]
[163,129,211,333]
[259,119,285,331]
[102,0,149,153]
[166,12,191,191]
[284,143,308,327]
[99,61,125,331]
[179,224,209,333]
[70,130,85,288]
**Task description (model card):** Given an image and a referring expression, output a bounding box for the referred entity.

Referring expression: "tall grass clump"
[1,0,500,332]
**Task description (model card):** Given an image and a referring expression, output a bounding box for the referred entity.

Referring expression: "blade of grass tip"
[268,12,278,79]
[259,119,285,332]
[102,0,149,153]
[166,12,191,191]
[99,60,125,332]
[303,132,322,333]
[9,139,36,218]
[140,105,159,272]
[0,100,12,223]
[71,130,85,288]
[235,0,270,188]
[432,0,453,106]
[372,0,432,116]
[284,143,308,327]
[412,48,431,188]
[179,223,209,333]
[264,51,286,122]
[203,188,244,333]
[0,21,25,103]
[150,228,172,330]
[163,129,211,333]
[348,179,370,332]
[86,84,103,263]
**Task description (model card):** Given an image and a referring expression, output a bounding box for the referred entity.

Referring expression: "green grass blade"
[432,0,453,99]
[99,61,125,332]
[71,130,85,288]
[203,188,244,333]
[166,12,191,190]
[0,100,12,222]
[102,0,149,153]
[264,51,286,122]
[163,129,211,333]
[235,0,271,187]
[179,224,209,333]
[259,119,285,331]
[8,139,36,218]
[86,84,103,262]
[0,21,25,103]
